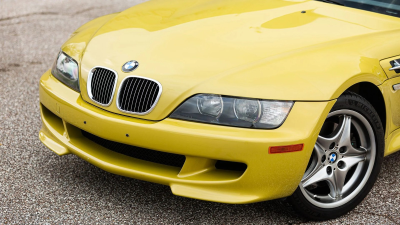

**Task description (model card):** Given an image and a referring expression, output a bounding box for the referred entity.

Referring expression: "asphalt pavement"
[0,0,399,224]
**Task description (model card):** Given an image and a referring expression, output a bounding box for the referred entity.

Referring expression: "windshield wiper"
[316,0,345,6]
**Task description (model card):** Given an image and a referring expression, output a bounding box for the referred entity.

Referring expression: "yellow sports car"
[38,0,400,220]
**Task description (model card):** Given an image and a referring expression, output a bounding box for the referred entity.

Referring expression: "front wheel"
[289,91,384,220]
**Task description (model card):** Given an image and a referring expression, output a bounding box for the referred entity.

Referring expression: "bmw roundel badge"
[122,60,139,73]
[329,153,337,163]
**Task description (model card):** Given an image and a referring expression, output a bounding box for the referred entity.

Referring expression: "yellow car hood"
[76,0,400,120]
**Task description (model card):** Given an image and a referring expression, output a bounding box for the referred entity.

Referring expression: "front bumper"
[39,70,335,204]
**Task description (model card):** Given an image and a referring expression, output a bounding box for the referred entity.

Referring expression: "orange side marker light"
[269,144,304,154]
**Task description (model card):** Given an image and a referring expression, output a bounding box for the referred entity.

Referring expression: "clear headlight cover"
[51,51,80,92]
[170,94,294,129]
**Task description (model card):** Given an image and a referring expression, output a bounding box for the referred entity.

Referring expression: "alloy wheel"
[299,109,376,208]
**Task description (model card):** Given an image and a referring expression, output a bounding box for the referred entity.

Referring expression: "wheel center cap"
[328,153,337,163]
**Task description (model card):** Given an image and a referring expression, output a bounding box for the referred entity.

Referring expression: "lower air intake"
[82,130,186,168]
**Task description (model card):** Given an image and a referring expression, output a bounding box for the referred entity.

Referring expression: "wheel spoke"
[302,145,325,182]
[317,136,335,151]
[341,154,366,171]
[337,116,352,147]
[338,116,366,155]
[314,143,325,159]
[345,145,367,156]
[331,168,346,198]
[317,116,346,150]
[330,154,366,197]
[302,165,332,188]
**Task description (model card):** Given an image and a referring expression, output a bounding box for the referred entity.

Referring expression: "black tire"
[289,91,385,220]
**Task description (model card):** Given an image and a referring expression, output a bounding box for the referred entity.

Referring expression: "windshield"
[319,0,400,18]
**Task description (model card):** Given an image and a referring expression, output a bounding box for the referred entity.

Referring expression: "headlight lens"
[234,99,260,123]
[170,94,294,129]
[197,95,223,117]
[51,51,80,92]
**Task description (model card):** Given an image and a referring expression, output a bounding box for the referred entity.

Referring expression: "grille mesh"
[82,130,186,168]
[89,68,117,105]
[118,77,161,114]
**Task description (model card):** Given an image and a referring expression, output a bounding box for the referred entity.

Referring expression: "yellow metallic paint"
[70,0,400,121]
[40,0,400,203]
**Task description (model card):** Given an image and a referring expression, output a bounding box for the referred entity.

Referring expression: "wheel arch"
[344,82,387,134]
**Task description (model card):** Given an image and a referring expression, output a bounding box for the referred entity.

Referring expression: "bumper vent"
[87,67,118,106]
[117,77,162,115]
[82,130,186,168]
[215,160,247,172]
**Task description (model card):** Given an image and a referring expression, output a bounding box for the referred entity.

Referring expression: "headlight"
[51,51,80,92]
[170,94,294,129]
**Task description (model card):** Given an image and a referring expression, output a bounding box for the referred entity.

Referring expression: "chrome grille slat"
[97,69,104,102]
[146,83,154,111]
[102,70,110,103]
[146,82,155,110]
[87,67,118,106]
[135,80,148,112]
[117,76,162,115]
[92,70,101,99]
[149,85,159,109]
[90,72,97,96]
[145,83,156,111]
[125,79,134,111]
[141,81,151,113]
[125,79,136,110]
[120,79,128,110]
[100,70,108,103]
[106,75,114,102]
[95,68,103,102]
[131,79,144,112]
[140,80,150,112]
[104,73,114,103]
[99,68,107,103]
